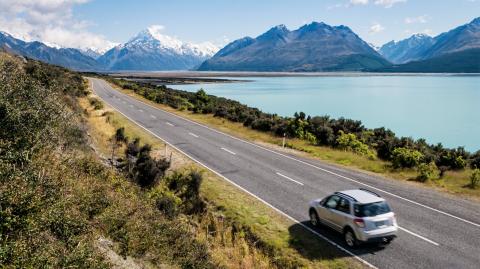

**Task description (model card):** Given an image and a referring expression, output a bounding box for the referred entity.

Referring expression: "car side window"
[325,195,340,209]
[336,198,351,214]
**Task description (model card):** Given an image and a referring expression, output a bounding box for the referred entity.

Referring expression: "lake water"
[169,75,480,152]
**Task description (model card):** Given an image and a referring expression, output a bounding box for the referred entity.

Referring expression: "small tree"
[110,127,128,165]
[470,169,480,189]
[125,142,171,188]
[391,147,423,169]
[417,162,440,182]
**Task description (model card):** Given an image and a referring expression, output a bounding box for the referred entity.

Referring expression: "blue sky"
[0,0,479,50]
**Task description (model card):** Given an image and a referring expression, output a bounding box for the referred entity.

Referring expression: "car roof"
[336,189,385,204]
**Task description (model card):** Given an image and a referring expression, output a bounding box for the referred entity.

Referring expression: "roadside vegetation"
[81,84,363,268]
[106,77,480,198]
[0,52,362,268]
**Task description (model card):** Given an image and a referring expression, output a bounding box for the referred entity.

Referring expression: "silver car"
[309,189,398,248]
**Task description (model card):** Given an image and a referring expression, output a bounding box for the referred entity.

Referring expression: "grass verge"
[82,85,365,268]
[105,81,479,199]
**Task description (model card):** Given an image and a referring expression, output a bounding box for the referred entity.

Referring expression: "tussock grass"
[82,86,364,268]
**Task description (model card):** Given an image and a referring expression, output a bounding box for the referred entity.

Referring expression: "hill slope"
[377,48,480,73]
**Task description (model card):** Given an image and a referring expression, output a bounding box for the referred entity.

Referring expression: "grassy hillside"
[376,48,480,73]
[0,52,221,268]
[0,52,364,268]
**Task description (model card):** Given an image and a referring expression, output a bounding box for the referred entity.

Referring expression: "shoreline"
[107,71,480,79]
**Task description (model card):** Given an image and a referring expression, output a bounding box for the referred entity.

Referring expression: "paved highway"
[90,78,480,269]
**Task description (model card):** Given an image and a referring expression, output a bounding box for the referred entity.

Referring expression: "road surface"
[90,77,480,269]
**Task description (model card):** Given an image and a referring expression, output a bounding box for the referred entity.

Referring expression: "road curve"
[90,77,480,269]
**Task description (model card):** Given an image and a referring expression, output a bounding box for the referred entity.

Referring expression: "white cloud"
[0,0,116,52]
[374,0,407,8]
[350,0,369,5]
[405,15,429,24]
[369,23,385,34]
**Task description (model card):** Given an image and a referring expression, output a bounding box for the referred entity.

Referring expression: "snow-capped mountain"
[198,22,390,71]
[0,31,98,70]
[380,17,480,65]
[97,26,218,71]
[379,33,435,64]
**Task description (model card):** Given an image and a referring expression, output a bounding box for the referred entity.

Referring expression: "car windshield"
[354,201,391,217]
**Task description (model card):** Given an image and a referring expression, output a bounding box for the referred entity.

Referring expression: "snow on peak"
[125,26,218,57]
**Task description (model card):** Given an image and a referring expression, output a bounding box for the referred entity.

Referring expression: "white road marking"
[122,100,127,104]
[138,109,143,112]
[129,104,134,108]
[221,147,236,155]
[276,172,304,186]
[89,93,377,268]
[166,122,174,127]
[189,132,199,138]
[94,78,480,229]
[399,227,440,246]
[150,115,156,119]
[134,98,480,229]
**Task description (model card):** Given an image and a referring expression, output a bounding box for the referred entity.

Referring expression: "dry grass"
[81,84,364,268]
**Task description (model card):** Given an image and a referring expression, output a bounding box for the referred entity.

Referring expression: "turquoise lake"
[169,75,480,152]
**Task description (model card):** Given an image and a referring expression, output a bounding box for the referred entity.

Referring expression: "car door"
[318,195,342,230]
[329,197,352,230]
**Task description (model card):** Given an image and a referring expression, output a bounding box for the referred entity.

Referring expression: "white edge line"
[221,147,236,155]
[105,83,480,229]
[276,172,304,186]
[90,81,377,269]
[189,132,199,138]
[398,227,439,246]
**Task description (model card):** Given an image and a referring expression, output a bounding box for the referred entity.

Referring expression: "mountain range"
[0,17,479,72]
[97,27,218,71]
[0,28,217,71]
[198,23,390,72]
[378,17,480,71]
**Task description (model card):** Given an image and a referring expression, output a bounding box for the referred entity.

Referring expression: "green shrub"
[470,169,480,189]
[124,140,170,188]
[336,131,376,159]
[88,97,104,110]
[391,147,424,169]
[416,162,440,182]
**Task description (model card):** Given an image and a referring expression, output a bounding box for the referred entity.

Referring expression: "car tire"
[382,238,393,245]
[309,209,320,227]
[344,228,358,248]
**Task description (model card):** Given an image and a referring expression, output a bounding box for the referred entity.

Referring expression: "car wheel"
[309,209,320,227]
[344,229,358,248]
[382,238,393,245]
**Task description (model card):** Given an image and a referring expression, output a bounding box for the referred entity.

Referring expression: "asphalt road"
[90,77,480,269]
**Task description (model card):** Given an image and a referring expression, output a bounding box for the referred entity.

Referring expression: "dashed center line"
[138,109,143,112]
[150,115,157,119]
[221,147,236,155]
[166,122,175,127]
[398,227,439,246]
[276,172,304,186]
[189,132,199,138]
